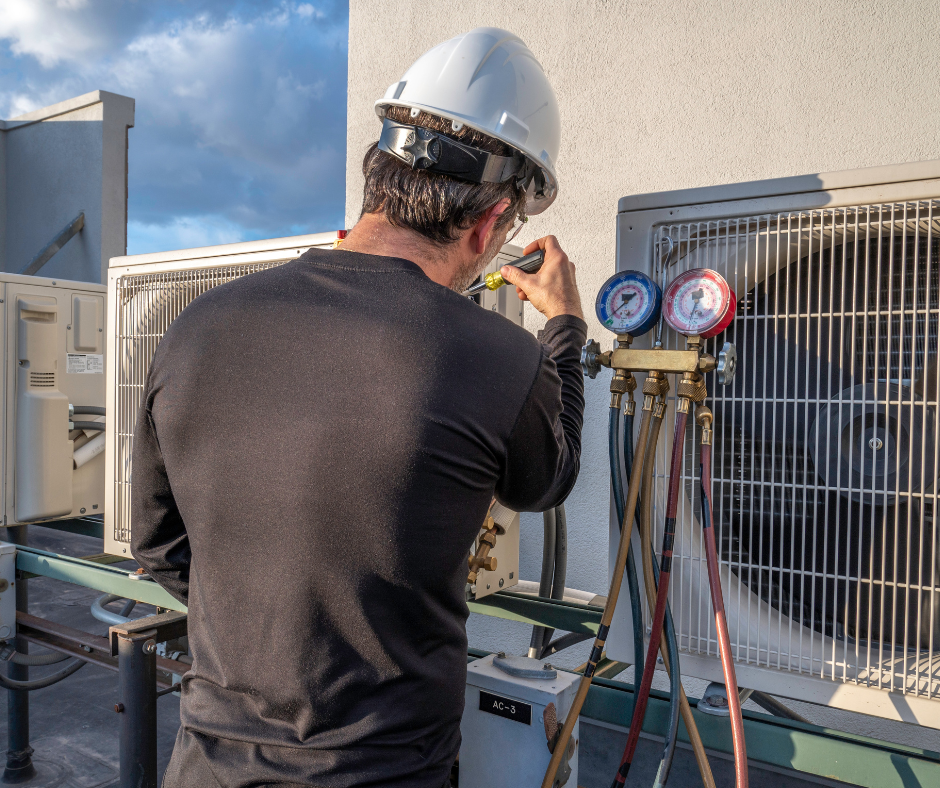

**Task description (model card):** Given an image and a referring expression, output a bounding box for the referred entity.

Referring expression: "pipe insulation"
[73,432,105,469]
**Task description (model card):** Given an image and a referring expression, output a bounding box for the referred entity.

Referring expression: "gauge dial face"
[662,268,736,339]
[595,271,662,337]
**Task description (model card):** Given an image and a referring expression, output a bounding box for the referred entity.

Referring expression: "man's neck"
[339,213,462,289]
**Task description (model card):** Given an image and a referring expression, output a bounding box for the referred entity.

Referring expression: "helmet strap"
[378,119,535,190]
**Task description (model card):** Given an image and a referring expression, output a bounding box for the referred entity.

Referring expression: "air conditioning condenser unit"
[607,160,940,729]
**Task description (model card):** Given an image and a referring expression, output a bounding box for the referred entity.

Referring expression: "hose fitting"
[642,372,669,411]
[610,371,634,408]
[676,372,707,413]
[696,405,713,445]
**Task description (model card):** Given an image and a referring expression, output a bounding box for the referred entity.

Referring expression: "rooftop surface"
[2,527,856,787]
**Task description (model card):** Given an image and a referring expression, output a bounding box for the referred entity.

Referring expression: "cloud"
[127,214,254,253]
[0,1,348,254]
[0,0,102,68]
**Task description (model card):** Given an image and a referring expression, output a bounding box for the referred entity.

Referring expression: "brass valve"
[468,527,498,584]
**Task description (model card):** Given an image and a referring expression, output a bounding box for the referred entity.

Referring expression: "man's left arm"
[130,387,190,606]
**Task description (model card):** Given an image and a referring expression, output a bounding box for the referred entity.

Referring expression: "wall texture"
[1,91,135,284]
[346,0,940,747]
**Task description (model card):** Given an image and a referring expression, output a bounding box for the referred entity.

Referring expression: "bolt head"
[142,639,157,654]
[114,703,124,713]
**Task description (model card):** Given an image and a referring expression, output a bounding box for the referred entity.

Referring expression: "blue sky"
[0,1,349,254]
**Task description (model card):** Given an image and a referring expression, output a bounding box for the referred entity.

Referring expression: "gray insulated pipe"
[527,509,556,658]
[527,505,569,659]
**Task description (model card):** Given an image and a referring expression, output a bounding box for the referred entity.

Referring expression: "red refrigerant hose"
[610,409,688,788]
[699,418,748,788]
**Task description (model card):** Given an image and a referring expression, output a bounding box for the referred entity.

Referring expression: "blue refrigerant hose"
[610,407,645,683]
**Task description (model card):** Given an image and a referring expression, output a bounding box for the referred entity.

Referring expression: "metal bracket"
[109,610,187,657]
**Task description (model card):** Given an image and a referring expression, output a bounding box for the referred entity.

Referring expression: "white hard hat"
[375,27,561,215]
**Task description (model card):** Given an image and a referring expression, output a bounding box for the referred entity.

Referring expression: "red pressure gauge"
[662,268,736,339]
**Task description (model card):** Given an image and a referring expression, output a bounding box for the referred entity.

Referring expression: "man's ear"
[470,199,512,255]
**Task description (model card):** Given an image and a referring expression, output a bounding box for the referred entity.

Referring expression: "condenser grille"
[652,200,940,700]
[112,261,288,545]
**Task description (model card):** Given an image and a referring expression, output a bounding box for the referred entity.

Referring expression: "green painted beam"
[468,590,601,634]
[581,675,940,788]
[15,546,186,612]
[14,547,940,787]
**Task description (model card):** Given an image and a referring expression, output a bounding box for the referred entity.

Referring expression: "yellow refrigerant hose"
[640,403,716,788]
[541,402,657,788]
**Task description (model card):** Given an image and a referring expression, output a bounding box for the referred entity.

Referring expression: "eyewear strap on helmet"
[378,118,542,194]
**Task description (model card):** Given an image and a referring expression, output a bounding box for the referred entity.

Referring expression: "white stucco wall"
[1,91,134,284]
[346,1,940,749]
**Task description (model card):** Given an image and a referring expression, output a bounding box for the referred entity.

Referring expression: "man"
[133,27,586,788]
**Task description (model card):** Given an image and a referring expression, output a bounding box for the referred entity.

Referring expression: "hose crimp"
[623,395,636,417]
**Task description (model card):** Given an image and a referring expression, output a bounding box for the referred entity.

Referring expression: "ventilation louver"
[645,202,940,708]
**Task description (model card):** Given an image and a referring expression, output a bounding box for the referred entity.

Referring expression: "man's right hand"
[499,236,584,321]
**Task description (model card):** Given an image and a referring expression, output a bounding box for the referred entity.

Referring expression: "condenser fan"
[710,232,940,650]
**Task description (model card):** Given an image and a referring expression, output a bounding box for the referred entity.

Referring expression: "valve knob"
[717,341,737,385]
[580,339,602,379]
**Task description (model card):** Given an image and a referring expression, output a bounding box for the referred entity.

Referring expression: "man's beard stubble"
[450,229,507,295]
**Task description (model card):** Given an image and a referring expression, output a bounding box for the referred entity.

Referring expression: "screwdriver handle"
[462,250,545,297]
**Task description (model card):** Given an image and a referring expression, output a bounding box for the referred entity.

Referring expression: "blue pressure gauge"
[595,271,662,336]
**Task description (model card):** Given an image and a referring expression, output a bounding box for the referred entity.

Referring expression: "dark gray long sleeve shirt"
[131,248,586,788]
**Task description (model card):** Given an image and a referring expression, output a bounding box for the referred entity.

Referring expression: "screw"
[80,507,86,514]
[67,325,71,330]
[498,578,504,587]
[114,703,124,713]
[142,639,157,654]
[497,651,506,658]
[82,645,92,652]
[869,437,884,450]
[543,663,553,671]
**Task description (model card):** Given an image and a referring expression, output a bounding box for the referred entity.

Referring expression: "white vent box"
[0,274,106,525]
[461,654,580,788]
[105,233,528,556]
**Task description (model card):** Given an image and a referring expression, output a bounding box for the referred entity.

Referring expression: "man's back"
[132,248,585,787]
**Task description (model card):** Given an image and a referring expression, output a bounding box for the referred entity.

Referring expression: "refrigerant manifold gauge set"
[543,263,748,788]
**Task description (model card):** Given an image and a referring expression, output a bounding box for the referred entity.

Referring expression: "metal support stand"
[115,629,158,788]
[3,527,34,785]
[110,611,187,788]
